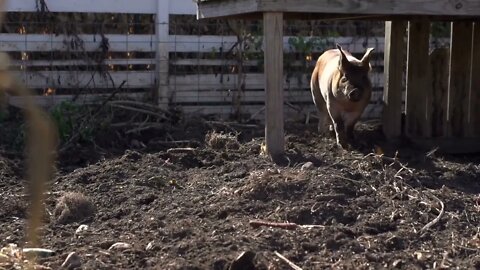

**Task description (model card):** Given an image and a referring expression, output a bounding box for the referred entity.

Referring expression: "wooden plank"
[171,35,385,53]
[8,92,147,108]
[0,34,154,52]
[448,21,473,137]
[173,89,311,103]
[173,88,384,105]
[169,72,384,91]
[10,59,155,67]
[263,12,284,157]
[469,22,480,137]
[172,58,384,67]
[197,0,259,19]
[382,21,406,139]
[198,0,480,18]
[6,0,157,14]
[259,0,480,16]
[405,21,430,138]
[156,0,170,107]
[11,70,154,89]
[179,103,382,119]
[428,48,449,137]
[0,33,387,54]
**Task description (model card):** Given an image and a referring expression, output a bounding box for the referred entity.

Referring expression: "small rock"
[392,259,403,268]
[61,252,81,269]
[301,162,314,170]
[75,225,89,235]
[22,248,55,258]
[108,242,132,251]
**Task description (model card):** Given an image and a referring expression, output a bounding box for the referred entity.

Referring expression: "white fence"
[3,0,385,120]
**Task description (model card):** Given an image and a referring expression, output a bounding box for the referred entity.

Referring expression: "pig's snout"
[348,88,361,102]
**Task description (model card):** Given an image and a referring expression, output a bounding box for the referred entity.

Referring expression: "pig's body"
[311,45,374,148]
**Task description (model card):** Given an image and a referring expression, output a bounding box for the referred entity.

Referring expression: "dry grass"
[53,192,96,224]
[205,131,240,150]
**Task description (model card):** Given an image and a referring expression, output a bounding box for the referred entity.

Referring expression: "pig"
[310,44,374,149]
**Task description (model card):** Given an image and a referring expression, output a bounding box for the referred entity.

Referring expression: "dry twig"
[249,220,326,230]
[419,192,445,233]
[166,147,196,154]
[274,251,303,270]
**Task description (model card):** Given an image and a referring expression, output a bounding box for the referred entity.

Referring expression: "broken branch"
[419,192,445,233]
[274,251,303,270]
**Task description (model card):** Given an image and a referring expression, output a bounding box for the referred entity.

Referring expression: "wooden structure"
[197,0,480,156]
[4,0,384,121]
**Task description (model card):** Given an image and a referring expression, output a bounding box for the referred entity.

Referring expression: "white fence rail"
[3,0,386,120]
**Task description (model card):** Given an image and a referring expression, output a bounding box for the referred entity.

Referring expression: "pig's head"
[336,44,374,102]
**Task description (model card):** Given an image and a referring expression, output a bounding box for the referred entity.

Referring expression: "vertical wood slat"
[263,12,285,157]
[382,21,406,139]
[428,48,450,137]
[405,21,430,138]
[469,22,480,137]
[448,22,473,137]
[156,0,170,108]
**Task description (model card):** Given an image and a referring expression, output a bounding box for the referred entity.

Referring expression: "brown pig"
[310,44,374,148]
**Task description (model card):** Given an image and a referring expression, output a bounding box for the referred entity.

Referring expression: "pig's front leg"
[333,118,348,148]
[327,109,348,148]
[344,112,362,146]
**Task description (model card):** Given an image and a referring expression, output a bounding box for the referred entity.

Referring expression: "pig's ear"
[361,47,375,66]
[336,44,350,70]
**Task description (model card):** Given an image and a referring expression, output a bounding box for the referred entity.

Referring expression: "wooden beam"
[447,21,473,137]
[197,0,259,19]
[469,22,480,137]
[263,12,285,158]
[197,0,480,19]
[258,0,480,16]
[405,21,430,138]
[382,21,406,139]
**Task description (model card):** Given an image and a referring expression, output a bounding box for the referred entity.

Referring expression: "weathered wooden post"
[156,0,169,109]
[405,21,430,138]
[263,12,285,158]
[470,22,480,137]
[448,21,473,137]
[382,21,406,139]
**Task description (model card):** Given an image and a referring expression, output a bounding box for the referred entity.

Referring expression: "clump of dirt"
[53,192,96,224]
[205,131,240,150]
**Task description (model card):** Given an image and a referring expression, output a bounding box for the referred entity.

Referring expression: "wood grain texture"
[448,22,473,137]
[263,12,285,157]
[470,22,480,137]
[157,0,170,107]
[198,0,480,18]
[382,21,406,139]
[428,48,449,138]
[405,21,430,138]
[197,0,259,19]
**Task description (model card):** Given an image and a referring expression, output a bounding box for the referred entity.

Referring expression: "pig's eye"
[340,77,348,83]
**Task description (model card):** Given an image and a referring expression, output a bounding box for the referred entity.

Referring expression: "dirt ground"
[1,113,480,270]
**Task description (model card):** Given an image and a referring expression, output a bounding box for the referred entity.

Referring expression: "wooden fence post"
[382,21,406,139]
[156,0,169,108]
[470,22,480,137]
[263,12,285,158]
[448,21,473,137]
[405,21,430,138]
